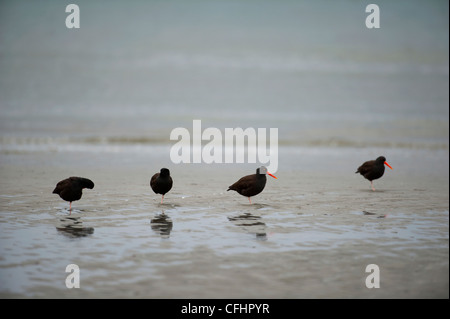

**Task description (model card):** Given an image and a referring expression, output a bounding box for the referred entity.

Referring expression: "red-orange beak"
[268,172,277,179]
[384,161,393,169]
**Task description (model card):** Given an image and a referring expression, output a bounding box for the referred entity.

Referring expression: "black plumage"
[355,156,393,191]
[150,168,173,204]
[227,166,277,204]
[52,177,94,212]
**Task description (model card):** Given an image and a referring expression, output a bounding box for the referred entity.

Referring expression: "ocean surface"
[0,0,448,299]
[0,0,448,151]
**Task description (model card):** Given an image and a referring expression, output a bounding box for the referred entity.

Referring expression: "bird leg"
[371,181,375,191]
[69,202,72,214]
[248,197,252,204]
[161,195,164,204]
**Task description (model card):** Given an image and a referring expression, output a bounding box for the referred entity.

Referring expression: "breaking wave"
[0,135,447,154]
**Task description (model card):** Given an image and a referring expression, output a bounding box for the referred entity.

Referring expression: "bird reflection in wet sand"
[228,212,267,240]
[150,211,173,238]
[56,215,94,238]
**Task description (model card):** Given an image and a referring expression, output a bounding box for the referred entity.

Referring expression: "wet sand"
[0,147,448,298]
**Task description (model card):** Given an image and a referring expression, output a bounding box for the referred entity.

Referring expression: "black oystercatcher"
[150,168,173,204]
[52,177,94,213]
[227,166,277,204]
[355,156,393,191]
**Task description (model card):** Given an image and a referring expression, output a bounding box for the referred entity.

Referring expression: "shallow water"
[0,147,448,298]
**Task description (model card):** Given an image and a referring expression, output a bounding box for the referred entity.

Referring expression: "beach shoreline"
[0,147,448,298]
[0,0,448,299]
